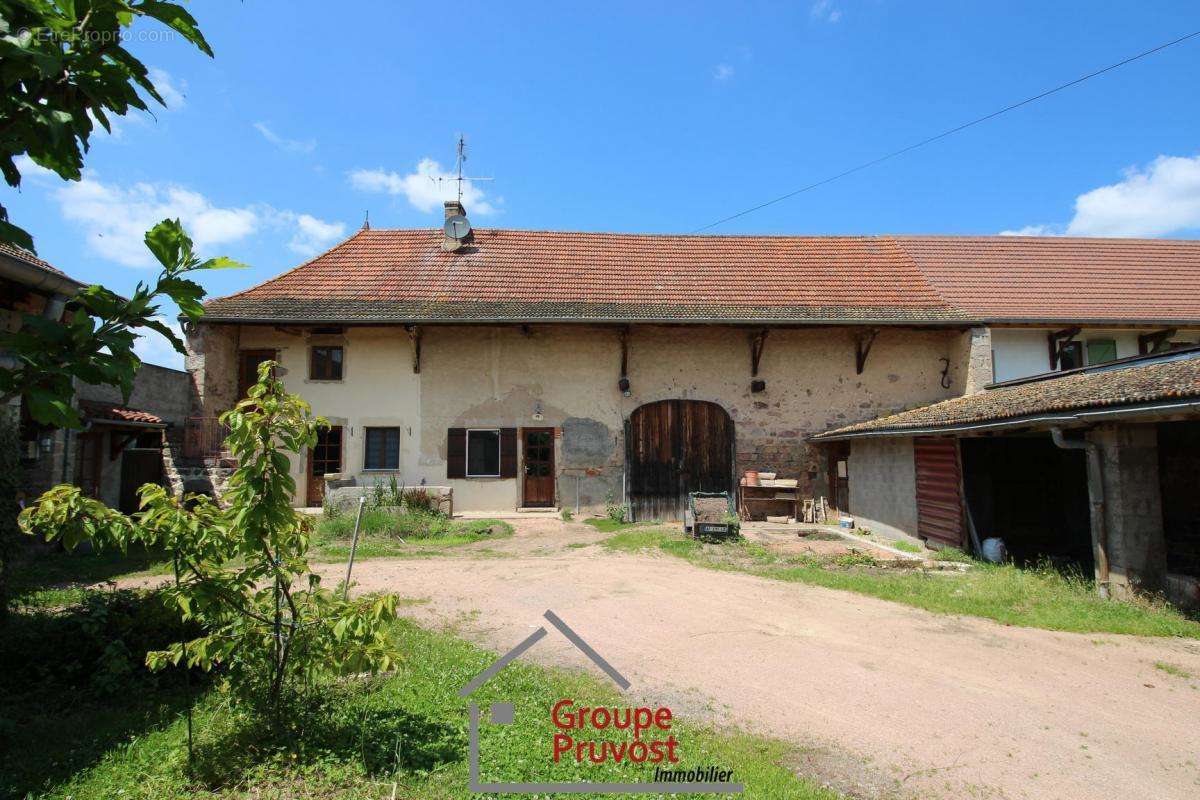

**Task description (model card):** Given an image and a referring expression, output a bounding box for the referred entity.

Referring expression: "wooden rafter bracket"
[854,328,879,375]
[618,326,631,392]
[1138,328,1177,355]
[110,431,140,461]
[1047,326,1081,369]
[750,329,769,377]
[406,325,422,374]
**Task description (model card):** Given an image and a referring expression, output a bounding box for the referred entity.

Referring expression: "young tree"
[20,363,400,723]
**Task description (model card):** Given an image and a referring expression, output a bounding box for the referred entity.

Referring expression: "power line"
[691,29,1200,233]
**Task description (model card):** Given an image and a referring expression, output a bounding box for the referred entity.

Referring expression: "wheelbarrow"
[683,491,740,540]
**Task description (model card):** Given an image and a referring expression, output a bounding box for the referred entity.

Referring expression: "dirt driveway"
[223,518,1200,798]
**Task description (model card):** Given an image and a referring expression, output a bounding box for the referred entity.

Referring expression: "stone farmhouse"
[181,200,1200,604]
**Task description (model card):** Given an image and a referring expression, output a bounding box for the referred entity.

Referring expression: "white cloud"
[278,212,346,256]
[713,63,734,82]
[254,122,317,155]
[1002,154,1200,238]
[147,67,185,110]
[1065,155,1200,237]
[50,173,343,267]
[811,1,842,22]
[348,158,498,215]
[999,224,1058,237]
[133,316,185,370]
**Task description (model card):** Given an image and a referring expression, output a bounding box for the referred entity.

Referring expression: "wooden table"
[737,479,801,521]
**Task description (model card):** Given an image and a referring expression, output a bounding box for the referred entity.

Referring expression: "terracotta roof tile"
[201,229,1200,324]
[80,401,164,426]
[813,351,1200,438]
[894,236,1200,322]
[0,241,68,277]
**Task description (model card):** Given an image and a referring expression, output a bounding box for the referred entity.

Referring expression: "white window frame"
[465,428,502,478]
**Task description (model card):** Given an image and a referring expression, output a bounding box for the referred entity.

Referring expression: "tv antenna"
[431,134,492,204]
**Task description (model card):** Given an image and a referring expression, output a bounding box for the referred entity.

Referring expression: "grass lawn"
[582,517,651,533]
[9,545,172,608]
[2,594,836,799]
[310,509,513,560]
[603,529,1200,639]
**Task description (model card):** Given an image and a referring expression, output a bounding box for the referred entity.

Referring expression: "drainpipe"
[1050,427,1110,599]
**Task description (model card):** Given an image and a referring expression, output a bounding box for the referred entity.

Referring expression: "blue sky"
[8,1,1200,368]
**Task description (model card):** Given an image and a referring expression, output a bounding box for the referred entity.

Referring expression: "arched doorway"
[625,400,735,521]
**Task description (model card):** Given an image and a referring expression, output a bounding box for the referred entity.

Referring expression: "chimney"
[442,199,472,251]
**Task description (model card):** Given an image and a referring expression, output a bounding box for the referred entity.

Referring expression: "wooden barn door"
[626,400,734,522]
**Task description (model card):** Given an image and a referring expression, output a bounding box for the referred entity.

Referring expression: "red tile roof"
[201,229,1200,325]
[813,350,1200,439]
[897,236,1200,323]
[0,241,69,278]
[80,401,164,426]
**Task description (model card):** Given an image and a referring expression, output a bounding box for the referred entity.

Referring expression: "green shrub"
[0,588,195,699]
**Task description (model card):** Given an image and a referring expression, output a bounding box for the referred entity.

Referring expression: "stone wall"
[1090,423,1168,596]
[189,322,970,512]
[184,322,239,417]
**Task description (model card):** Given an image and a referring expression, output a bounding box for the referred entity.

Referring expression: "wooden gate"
[625,400,734,522]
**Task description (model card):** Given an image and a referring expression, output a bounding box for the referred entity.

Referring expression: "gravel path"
[125,518,1200,798]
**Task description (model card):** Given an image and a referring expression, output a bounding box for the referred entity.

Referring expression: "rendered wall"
[188,322,969,512]
[991,327,1200,384]
[847,437,918,538]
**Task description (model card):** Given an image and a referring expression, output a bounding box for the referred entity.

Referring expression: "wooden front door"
[522,428,555,507]
[238,349,276,399]
[119,449,163,514]
[306,425,343,507]
[626,400,734,522]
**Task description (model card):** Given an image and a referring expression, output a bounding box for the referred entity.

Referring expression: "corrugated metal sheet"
[914,437,964,547]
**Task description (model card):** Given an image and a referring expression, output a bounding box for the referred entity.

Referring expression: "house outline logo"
[458,609,745,795]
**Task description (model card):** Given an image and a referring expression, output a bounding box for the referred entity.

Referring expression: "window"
[466,429,501,477]
[310,345,344,381]
[1086,339,1117,366]
[363,427,399,470]
[1058,341,1084,371]
[238,349,276,399]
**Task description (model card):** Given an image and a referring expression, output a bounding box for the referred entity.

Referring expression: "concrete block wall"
[847,437,918,538]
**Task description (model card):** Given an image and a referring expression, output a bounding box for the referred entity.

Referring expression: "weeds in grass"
[932,547,973,563]
[602,529,1200,638]
[583,517,644,533]
[890,540,922,554]
[1154,661,1193,679]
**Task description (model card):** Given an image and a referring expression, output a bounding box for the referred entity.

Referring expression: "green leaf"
[196,256,248,271]
[136,1,215,57]
[143,218,190,270]
[140,317,186,355]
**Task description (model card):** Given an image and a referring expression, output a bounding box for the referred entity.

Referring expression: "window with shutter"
[447,428,466,479]
[466,429,501,477]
